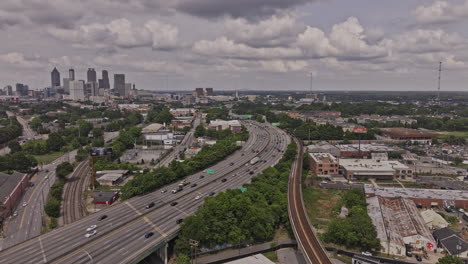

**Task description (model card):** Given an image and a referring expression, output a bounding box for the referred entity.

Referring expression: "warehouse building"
[309,153,339,176]
[339,159,412,180]
[0,172,29,218]
[93,191,120,205]
[96,170,129,186]
[379,128,439,145]
[208,119,242,132]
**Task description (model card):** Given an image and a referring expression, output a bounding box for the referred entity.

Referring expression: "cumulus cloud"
[47,19,180,51]
[224,15,305,47]
[391,29,465,54]
[94,54,184,73]
[0,52,44,68]
[414,0,468,25]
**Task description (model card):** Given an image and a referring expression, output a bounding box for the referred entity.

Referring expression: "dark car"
[221,178,227,182]
[171,202,178,206]
[144,232,154,238]
[241,153,245,156]
[98,215,108,221]
[191,183,197,188]
[249,171,254,175]
[209,192,215,196]
[176,218,183,224]
[145,202,155,209]
[415,255,422,262]
[229,162,234,166]
[199,175,204,179]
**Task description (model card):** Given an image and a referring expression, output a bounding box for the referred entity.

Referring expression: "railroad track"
[62,160,91,225]
[288,138,332,264]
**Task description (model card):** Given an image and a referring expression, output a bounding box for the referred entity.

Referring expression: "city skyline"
[0,0,468,91]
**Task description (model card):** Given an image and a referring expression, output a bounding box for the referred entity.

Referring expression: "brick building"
[0,172,29,218]
[308,153,339,176]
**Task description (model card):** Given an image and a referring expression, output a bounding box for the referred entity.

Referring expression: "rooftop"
[0,172,27,203]
[93,191,119,203]
[340,159,408,173]
[309,152,337,163]
[364,184,468,201]
[142,123,163,134]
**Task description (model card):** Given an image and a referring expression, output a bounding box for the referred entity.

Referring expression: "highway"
[0,132,120,250]
[0,112,38,156]
[62,160,91,225]
[288,139,332,264]
[157,114,201,167]
[0,121,289,264]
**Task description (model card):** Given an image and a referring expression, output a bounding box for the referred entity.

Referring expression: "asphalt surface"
[157,114,201,167]
[288,139,331,264]
[0,131,119,251]
[0,112,37,156]
[0,121,289,264]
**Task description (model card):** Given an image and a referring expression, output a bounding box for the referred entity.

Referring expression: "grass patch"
[333,253,352,264]
[33,151,63,164]
[437,131,468,139]
[273,226,290,241]
[302,186,344,229]
[262,251,278,263]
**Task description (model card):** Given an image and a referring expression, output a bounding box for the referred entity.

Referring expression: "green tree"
[176,255,191,264]
[56,162,74,179]
[46,132,65,152]
[44,198,61,218]
[453,157,464,166]
[437,256,463,264]
[7,140,21,153]
[155,108,174,125]
[194,125,206,138]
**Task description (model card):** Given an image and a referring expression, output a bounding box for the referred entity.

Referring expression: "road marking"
[142,217,167,237]
[39,237,47,263]
[20,172,49,228]
[172,206,189,216]
[124,201,142,215]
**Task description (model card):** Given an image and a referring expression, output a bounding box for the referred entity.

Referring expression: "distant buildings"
[87,68,97,83]
[193,87,214,97]
[379,128,439,144]
[15,83,29,96]
[69,68,75,81]
[69,80,85,101]
[99,70,110,89]
[3,85,13,96]
[114,74,125,97]
[208,119,242,132]
[51,67,60,87]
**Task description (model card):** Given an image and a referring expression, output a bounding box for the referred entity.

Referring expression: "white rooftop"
[340,159,407,172]
[365,184,468,201]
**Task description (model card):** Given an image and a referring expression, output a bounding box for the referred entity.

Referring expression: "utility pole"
[437,61,442,102]
[189,239,199,264]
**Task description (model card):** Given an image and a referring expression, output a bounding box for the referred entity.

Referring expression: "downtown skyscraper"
[51,67,60,87]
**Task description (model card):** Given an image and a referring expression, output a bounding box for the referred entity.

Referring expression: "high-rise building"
[205,88,214,96]
[125,83,131,97]
[63,78,70,94]
[194,88,204,97]
[99,70,110,89]
[3,85,12,96]
[15,83,28,96]
[70,80,85,101]
[85,82,98,97]
[69,68,75,81]
[114,74,125,96]
[87,68,97,83]
[51,67,61,87]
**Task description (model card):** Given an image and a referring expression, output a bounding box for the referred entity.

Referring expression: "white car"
[195,195,202,200]
[13,211,17,217]
[86,225,97,232]
[45,175,49,179]
[85,230,97,238]
[362,251,372,256]
[22,202,27,207]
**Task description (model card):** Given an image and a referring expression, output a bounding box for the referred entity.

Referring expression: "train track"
[288,138,332,264]
[62,160,90,225]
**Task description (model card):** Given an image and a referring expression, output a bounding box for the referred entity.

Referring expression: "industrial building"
[171,119,192,129]
[379,128,439,144]
[365,184,468,209]
[433,228,468,257]
[367,195,436,256]
[308,153,339,176]
[142,123,164,134]
[96,170,129,186]
[339,159,411,180]
[93,191,120,205]
[208,119,242,132]
[0,172,29,218]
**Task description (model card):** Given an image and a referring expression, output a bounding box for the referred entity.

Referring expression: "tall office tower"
[125,83,131,97]
[69,68,75,81]
[15,83,28,96]
[194,88,204,97]
[63,78,70,94]
[69,80,85,101]
[87,68,97,83]
[205,88,214,96]
[51,67,61,87]
[99,70,110,88]
[114,74,125,96]
[3,85,12,95]
[85,82,98,97]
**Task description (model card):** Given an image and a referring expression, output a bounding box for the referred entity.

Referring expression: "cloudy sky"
[1,0,468,91]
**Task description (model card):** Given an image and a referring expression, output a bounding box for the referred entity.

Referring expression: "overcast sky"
[1,0,468,91]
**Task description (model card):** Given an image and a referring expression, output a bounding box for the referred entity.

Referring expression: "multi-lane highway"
[288,139,332,264]
[0,121,289,264]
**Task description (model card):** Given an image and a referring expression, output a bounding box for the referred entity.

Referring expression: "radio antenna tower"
[437,61,442,101]
[309,72,313,94]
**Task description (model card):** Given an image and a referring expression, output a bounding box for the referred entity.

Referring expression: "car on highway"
[191,183,197,188]
[199,175,204,179]
[221,178,227,182]
[229,162,234,166]
[249,171,254,175]
[195,195,202,200]
[232,173,237,177]
[145,202,155,209]
[85,230,97,238]
[13,211,17,217]
[209,192,215,196]
[144,232,154,238]
[98,215,107,221]
[176,218,183,224]
[161,189,167,193]
[86,225,97,232]
[45,169,49,173]
[171,202,178,206]
[22,202,27,207]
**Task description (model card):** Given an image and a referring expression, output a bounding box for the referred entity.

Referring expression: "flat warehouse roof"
[365,184,468,201]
